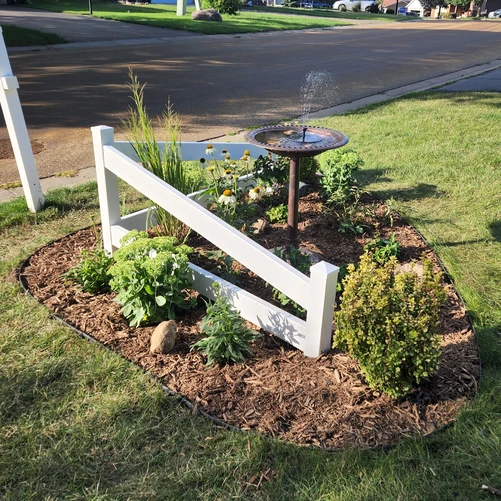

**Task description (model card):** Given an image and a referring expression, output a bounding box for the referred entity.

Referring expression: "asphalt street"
[1,6,501,186]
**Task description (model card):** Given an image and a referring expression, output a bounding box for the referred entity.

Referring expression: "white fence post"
[304,261,339,357]
[177,0,187,15]
[91,126,121,253]
[0,28,44,212]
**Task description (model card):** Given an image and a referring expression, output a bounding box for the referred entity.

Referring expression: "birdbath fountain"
[245,125,348,246]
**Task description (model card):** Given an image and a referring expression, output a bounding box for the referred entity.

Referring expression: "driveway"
[1,8,501,183]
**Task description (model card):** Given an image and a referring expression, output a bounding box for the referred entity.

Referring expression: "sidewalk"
[0,5,197,44]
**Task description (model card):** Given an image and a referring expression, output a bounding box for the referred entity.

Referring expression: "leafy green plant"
[364,232,401,264]
[199,249,239,284]
[64,247,113,294]
[63,222,113,294]
[265,204,288,224]
[352,1,361,11]
[271,246,311,318]
[334,253,447,398]
[252,154,317,187]
[318,149,363,207]
[124,71,190,241]
[108,231,194,327]
[299,156,319,182]
[191,285,260,365]
[252,154,288,188]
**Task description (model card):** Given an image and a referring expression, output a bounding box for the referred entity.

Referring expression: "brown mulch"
[19,190,480,449]
[0,138,44,160]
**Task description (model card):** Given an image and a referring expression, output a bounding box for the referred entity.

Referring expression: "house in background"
[383,0,501,16]
[381,0,410,11]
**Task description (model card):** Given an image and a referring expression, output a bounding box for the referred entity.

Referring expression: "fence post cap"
[310,260,339,275]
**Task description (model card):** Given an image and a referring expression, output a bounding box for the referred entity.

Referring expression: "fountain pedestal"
[245,125,349,246]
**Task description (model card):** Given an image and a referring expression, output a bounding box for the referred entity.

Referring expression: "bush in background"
[318,149,363,206]
[203,0,242,14]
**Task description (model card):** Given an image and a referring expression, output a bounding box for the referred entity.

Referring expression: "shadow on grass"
[489,220,501,243]
[371,183,441,202]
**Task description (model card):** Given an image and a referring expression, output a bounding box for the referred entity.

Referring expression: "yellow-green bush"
[334,253,447,398]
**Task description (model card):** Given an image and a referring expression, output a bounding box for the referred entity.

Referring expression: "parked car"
[333,0,378,11]
[487,8,501,17]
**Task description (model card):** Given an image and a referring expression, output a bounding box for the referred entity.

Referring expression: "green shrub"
[203,0,242,14]
[252,154,288,187]
[266,204,289,224]
[352,1,361,11]
[364,232,401,264]
[318,149,363,206]
[64,247,113,294]
[334,253,447,398]
[252,154,318,187]
[108,231,194,327]
[386,7,394,13]
[299,156,319,182]
[192,285,260,365]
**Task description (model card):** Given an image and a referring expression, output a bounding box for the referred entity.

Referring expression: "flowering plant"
[199,145,263,231]
[108,231,195,327]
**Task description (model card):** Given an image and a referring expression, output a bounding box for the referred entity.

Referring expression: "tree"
[420,0,448,16]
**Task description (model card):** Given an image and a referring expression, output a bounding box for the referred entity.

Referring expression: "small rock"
[251,218,268,235]
[150,320,177,354]
[191,9,223,21]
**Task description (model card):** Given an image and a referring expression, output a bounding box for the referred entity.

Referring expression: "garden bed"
[19,190,480,449]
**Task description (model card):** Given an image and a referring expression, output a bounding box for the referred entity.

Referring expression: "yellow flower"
[241,155,249,161]
[208,166,215,172]
[225,169,232,178]
[244,149,250,156]
[225,153,231,163]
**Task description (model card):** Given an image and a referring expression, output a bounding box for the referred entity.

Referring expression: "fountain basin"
[245,125,348,157]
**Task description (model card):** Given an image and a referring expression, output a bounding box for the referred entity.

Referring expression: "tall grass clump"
[124,71,190,241]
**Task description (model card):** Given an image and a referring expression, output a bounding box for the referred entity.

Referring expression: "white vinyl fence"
[92,125,339,357]
[0,27,43,212]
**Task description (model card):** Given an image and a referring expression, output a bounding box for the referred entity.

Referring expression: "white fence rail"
[92,125,339,357]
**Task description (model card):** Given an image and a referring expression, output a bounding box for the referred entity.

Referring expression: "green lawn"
[1,25,67,47]
[27,0,360,34]
[1,92,501,500]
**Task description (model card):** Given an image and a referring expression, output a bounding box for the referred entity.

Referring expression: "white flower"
[218,189,237,205]
[249,186,263,201]
[149,249,157,259]
[205,144,215,155]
